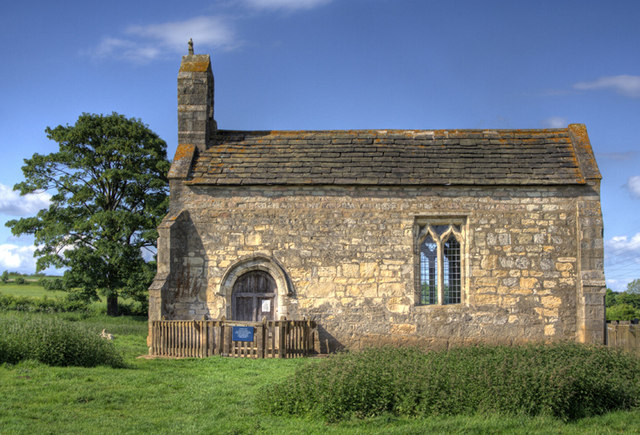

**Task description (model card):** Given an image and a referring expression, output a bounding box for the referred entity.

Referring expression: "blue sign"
[232,326,254,342]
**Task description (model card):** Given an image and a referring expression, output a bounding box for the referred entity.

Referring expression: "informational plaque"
[261,299,271,312]
[232,326,254,342]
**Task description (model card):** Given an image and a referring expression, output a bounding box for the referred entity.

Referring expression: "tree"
[605,288,618,307]
[618,292,640,310]
[7,113,170,315]
[1,270,8,284]
[627,278,640,295]
[606,303,640,322]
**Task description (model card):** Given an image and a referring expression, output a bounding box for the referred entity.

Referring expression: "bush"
[40,277,65,291]
[116,300,148,316]
[0,313,125,368]
[259,344,640,422]
[0,293,90,314]
[15,276,25,285]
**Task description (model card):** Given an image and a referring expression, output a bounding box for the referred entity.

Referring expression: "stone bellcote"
[177,44,216,151]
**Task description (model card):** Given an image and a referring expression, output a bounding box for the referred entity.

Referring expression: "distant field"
[0,281,135,312]
[0,283,66,299]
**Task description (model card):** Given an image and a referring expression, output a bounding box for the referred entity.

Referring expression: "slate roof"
[178,125,601,186]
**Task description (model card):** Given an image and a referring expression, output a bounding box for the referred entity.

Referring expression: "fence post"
[150,321,156,356]
[223,320,232,357]
[214,321,222,355]
[303,318,309,356]
[201,320,205,358]
[279,316,287,358]
[257,317,266,358]
[192,320,196,358]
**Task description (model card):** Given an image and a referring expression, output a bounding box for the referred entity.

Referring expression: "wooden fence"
[150,318,316,358]
[607,321,640,355]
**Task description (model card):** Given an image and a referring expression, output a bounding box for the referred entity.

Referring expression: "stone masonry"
[148,50,606,352]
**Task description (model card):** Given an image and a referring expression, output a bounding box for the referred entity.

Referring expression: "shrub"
[15,276,25,285]
[0,313,125,368]
[0,293,90,314]
[40,277,65,291]
[117,300,148,316]
[259,344,640,422]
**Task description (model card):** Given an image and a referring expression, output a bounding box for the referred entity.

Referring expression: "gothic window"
[419,234,438,305]
[417,222,463,305]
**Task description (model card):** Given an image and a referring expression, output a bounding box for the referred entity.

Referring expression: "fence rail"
[150,318,316,358]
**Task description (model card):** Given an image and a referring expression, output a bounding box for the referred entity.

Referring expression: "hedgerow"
[259,344,640,422]
[0,314,125,368]
[0,293,90,314]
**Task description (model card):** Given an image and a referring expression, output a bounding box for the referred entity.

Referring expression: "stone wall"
[177,54,216,150]
[150,181,605,352]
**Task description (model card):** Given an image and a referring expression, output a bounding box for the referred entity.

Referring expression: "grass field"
[1,284,640,434]
[0,283,67,299]
[0,280,138,313]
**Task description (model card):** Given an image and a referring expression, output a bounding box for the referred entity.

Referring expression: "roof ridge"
[213,127,570,135]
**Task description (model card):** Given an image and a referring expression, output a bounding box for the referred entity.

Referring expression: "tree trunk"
[106,293,119,316]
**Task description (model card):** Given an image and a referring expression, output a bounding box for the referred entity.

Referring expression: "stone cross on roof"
[188,38,194,55]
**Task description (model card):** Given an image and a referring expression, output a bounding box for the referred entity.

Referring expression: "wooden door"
[232,271,276,321]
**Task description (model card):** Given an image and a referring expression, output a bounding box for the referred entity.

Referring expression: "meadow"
[1,282,640,434]
[0,282,66,299]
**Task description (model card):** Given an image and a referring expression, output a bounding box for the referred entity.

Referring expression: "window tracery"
[417,222,463,305]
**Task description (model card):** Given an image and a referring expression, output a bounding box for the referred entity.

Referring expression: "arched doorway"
[231,270,277,321]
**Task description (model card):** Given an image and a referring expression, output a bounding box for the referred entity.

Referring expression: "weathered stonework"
[148,51,606,352]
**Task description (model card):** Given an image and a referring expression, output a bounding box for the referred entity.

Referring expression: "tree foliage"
[627,278,640,295]
[6,113,170,315]
[606,285,640,321]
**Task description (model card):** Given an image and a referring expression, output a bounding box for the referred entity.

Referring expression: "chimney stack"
[177,40,216,151]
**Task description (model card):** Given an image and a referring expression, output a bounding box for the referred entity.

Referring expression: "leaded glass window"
[417,222,463,305]
[443,236,461,304]
[420,235,438,305]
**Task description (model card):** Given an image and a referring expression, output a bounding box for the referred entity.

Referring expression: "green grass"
[0,283,67,299]
[2,277,638,432]
[0,279,142,315]
[1,311,640,434]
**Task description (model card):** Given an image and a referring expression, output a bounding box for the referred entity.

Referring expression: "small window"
[416,221,464,305]
[420,235,438,305]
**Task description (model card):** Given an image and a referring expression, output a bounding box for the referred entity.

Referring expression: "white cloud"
[89,16,238,63]
[0,243,64,275]
[605,232,640,291]
[606,278,628,292]
[574,75,640,98]
[542,117,567,128]
[0,244,37,273]
[626,176,640,198]
[126,16,237,53]
[0,184,51,216]
[606,233,640,256]
[243,0,332,11]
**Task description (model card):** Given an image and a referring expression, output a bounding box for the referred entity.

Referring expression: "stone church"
[148,49,606,352]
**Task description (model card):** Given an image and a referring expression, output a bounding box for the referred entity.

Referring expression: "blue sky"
[0,0,639,290]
